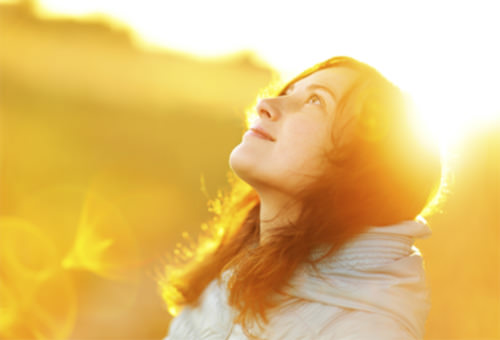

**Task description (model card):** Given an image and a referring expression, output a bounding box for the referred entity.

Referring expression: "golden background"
[0,2,499,339]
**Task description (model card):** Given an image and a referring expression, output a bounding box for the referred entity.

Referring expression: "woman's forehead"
[288,67,359,98]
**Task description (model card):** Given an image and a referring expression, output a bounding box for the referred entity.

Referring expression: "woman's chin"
[229,148,253,179]
[229,146,265,185]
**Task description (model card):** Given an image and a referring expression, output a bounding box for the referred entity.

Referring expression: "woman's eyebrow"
[307,84,337,102]
[284,83,295,94]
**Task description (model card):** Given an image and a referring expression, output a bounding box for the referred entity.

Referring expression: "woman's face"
[229,66,359,196]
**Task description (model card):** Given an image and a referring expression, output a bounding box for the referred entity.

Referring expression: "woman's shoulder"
[317,307,416,340]
[268,219,431,339]
[165,277,235,340]
[257,298,417,340]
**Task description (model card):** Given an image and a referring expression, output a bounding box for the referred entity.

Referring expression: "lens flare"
[61,189,141,281]
[0,217,77,340]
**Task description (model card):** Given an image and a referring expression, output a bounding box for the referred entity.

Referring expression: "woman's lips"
[247,127,275,141]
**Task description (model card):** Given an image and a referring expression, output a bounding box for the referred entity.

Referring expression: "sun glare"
[2,1,500,338]
[30,0,500,156]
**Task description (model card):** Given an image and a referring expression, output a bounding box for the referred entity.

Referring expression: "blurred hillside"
[0,1,499,340]
[0,1,272,339]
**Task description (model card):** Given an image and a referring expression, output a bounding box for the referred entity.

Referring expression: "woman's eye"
[307,94,322,105]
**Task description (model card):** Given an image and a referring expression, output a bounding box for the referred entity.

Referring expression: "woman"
[159,56,442,339]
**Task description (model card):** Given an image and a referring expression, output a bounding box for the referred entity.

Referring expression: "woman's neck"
[257,191,301,245]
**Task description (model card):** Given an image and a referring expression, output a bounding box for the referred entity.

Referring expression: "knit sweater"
[164,219,432,340]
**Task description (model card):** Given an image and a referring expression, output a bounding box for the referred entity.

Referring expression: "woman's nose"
[256,98,279,121]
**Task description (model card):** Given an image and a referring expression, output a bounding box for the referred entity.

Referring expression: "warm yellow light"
[33,0,500,150]
[61,189,140,281]
[0,217,77,339]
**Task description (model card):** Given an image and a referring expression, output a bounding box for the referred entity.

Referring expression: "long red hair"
[158,56,443,337]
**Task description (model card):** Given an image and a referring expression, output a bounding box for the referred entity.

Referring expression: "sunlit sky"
[16,0,500,148]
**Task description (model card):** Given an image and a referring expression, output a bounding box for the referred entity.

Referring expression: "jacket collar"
[286,218,432,339]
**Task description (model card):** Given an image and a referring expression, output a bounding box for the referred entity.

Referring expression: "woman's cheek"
[288,122,327,148]
[285,117,319,136]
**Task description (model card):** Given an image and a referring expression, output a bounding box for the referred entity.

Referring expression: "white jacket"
[164,219,432,340]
